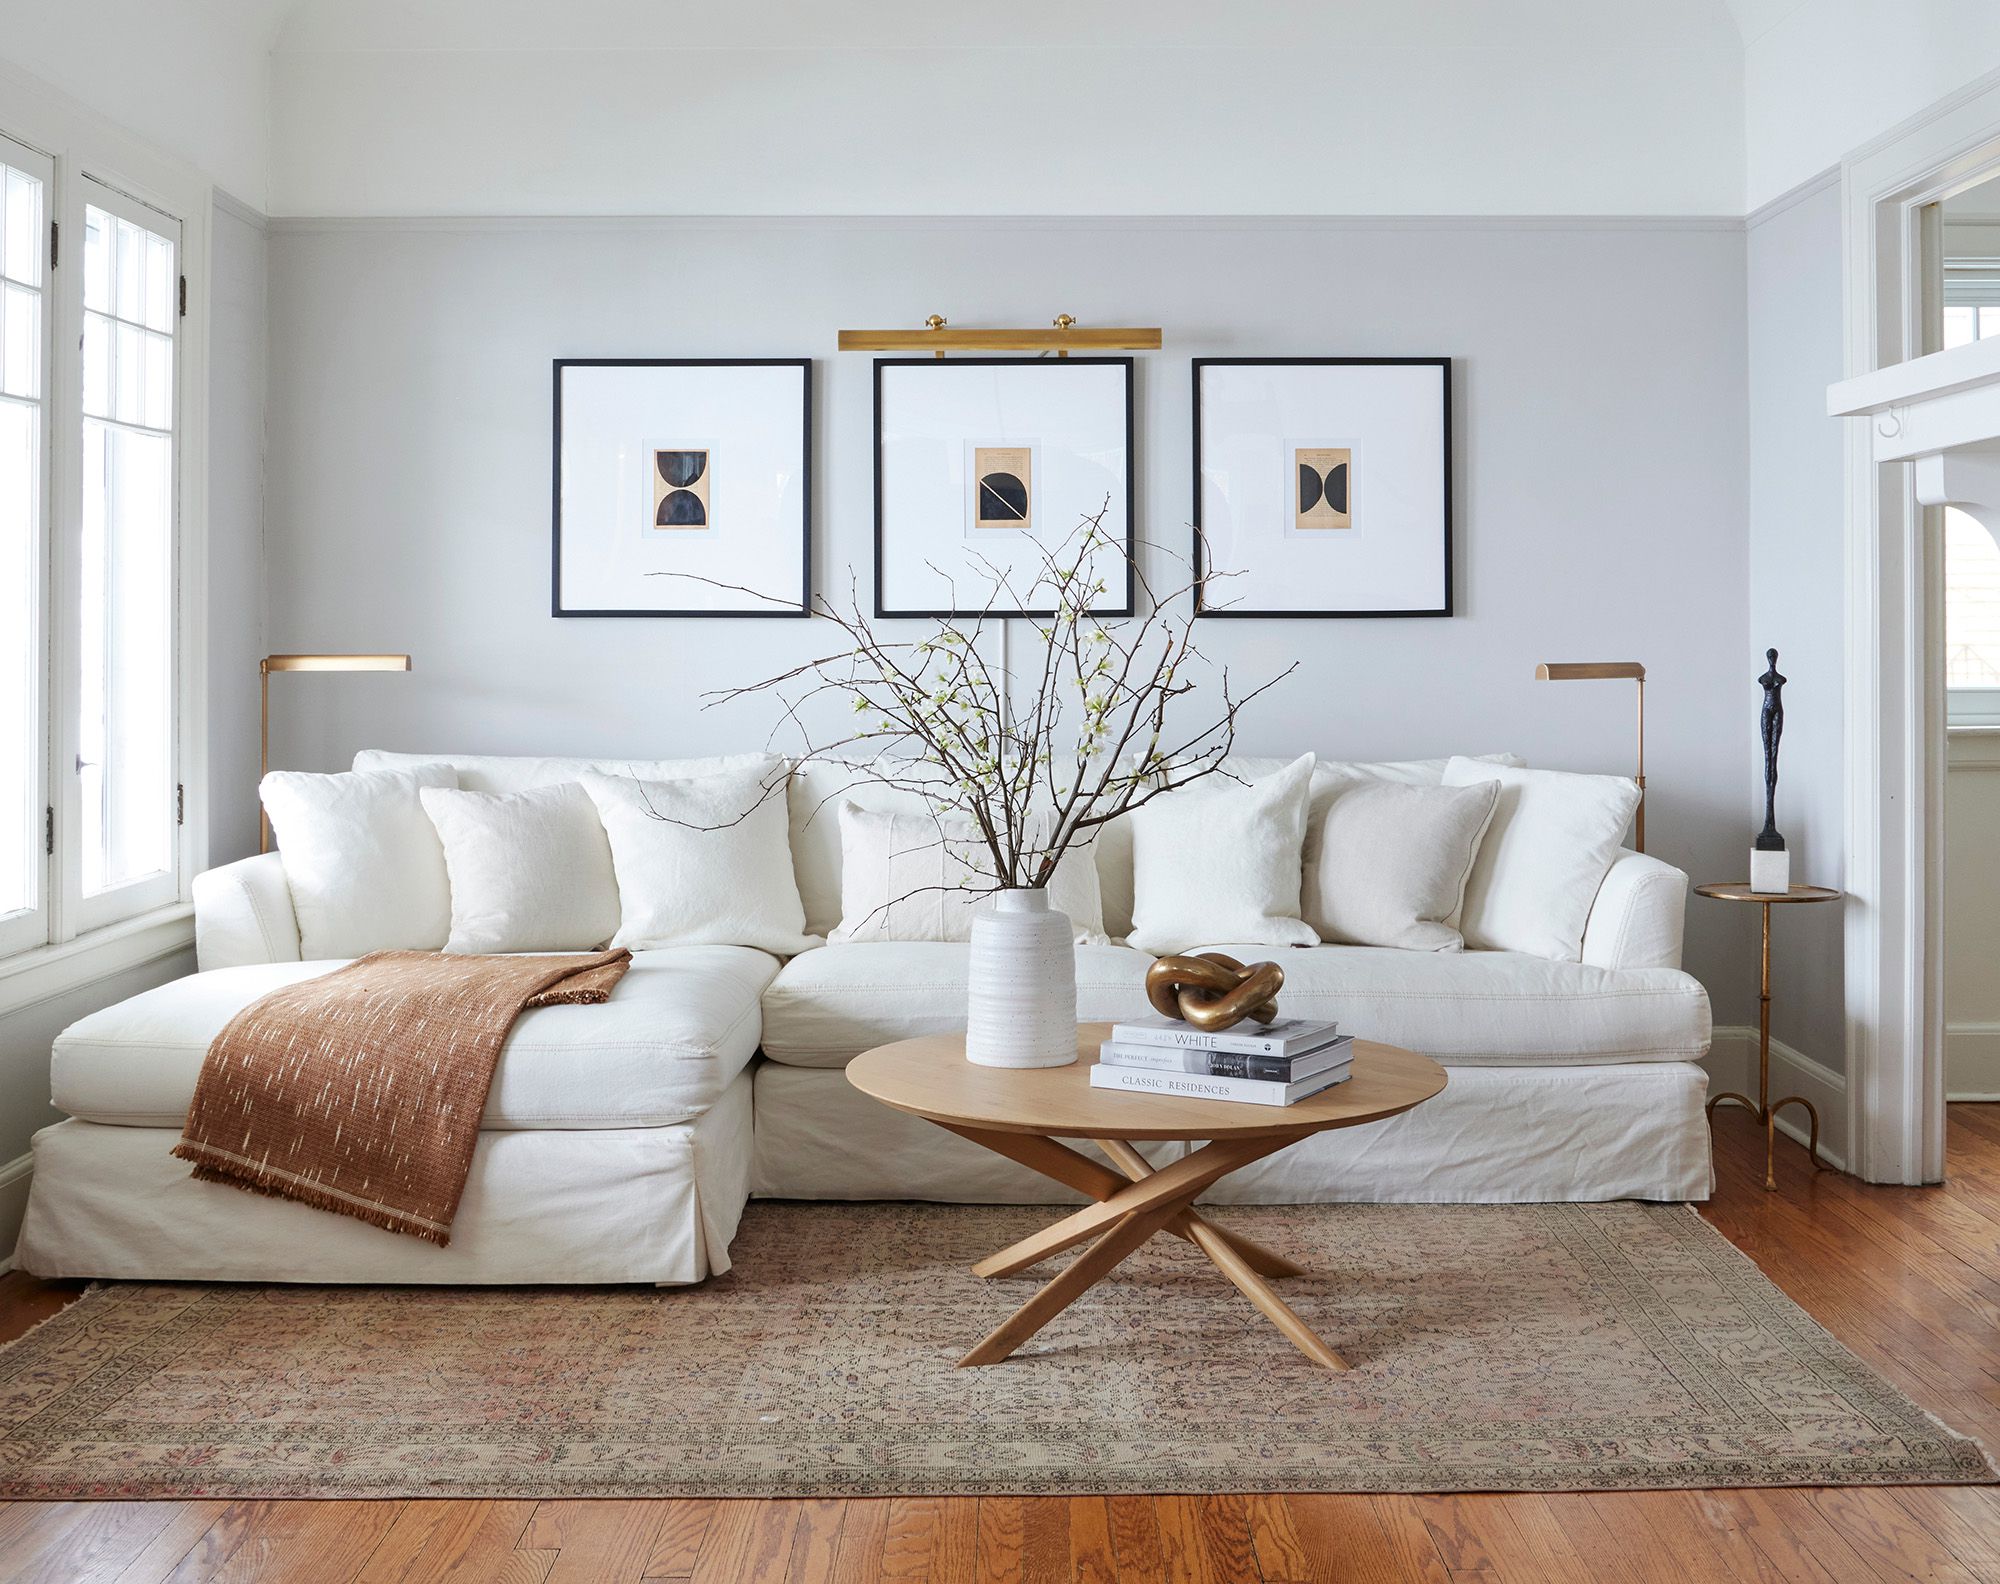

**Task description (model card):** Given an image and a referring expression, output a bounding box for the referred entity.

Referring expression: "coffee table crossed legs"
[936,1122,1349,1371]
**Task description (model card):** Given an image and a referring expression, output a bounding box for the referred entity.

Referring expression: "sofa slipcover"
[52,946,779,1130]
[758,938,1708,1069]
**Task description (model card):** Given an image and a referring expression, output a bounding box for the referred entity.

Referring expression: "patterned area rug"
[0,1202,1991,1499]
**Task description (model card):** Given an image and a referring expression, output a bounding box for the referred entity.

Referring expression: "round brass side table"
[1694,882,1842,1190]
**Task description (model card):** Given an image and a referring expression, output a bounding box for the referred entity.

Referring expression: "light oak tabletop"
[846,1022,1446,1141]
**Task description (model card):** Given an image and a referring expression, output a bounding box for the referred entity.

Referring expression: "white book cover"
[1087,1063,1352,1107]
[1096,1037,1354,1081]
[1105,1014,1341,1057]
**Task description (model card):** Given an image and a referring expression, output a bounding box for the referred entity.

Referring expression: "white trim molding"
[1703,1028,1850,1174]
[1947,1022,2000,1102]
[0,905,194,1020]
[1828,66,2000,1184]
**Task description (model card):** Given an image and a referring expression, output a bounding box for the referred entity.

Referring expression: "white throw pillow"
[829,802,1107,944]
[1304,779,1500,951]
[1125,754,1320,954]
[1441,757,1641,961]
[582,762,819,955]
[420,781,621,954]
[260,764,459,958]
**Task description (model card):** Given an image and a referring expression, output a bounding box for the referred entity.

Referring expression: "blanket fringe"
[171,1145,454,1247]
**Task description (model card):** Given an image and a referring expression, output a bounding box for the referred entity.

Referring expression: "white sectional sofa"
[15,748,1714,1286]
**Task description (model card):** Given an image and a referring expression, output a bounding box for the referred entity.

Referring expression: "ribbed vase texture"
[964,888,1078,1068]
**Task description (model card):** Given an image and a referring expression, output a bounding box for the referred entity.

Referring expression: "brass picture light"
[1534,661,1646,852]
[260,654,412,852]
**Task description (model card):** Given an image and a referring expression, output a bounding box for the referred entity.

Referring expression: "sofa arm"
[1580,850,1688,971]
[193,853,302,970]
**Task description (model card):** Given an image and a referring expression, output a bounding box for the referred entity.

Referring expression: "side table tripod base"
[1705,1090,1832,1191]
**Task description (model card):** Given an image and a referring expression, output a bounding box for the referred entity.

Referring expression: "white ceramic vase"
[965,887,1078,1068]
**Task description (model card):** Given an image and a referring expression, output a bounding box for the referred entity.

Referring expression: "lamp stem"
[259,661,270,854]
[1635,675,1646,854]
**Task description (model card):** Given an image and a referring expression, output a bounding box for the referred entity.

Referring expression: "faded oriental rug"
[0,1202,1991,1499]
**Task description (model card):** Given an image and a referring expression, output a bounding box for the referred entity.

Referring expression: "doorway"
[1938,173,2000,1140]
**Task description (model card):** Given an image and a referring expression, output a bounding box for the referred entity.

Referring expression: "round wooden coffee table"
[846,1023,1445,1371]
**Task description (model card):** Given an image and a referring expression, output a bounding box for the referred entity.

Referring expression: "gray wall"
[1746,176,1847,1069]
[208,195,268,866]
[263,215,1755,1018]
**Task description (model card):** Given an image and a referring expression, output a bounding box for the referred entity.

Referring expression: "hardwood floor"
[2,1108,1997,1582]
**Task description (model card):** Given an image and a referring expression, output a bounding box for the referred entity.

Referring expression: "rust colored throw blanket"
[173,949,631,1244]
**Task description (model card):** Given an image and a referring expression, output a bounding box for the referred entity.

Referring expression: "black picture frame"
[873,355,1137,620]
[551,357,813,618]
[1191,356,1453,619]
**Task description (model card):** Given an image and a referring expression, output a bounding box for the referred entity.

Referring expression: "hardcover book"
[1097,1034,1354,1083]
[1105,1014,1341,1058]
[1087,1062,1353,1107]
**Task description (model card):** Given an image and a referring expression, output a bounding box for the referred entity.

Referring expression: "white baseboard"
[1702,1027,1849,1173]
[0,1151,30,1275]
[1946,1021,2000,1102]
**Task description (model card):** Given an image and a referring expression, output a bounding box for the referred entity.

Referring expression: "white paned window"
[1943,257,2000,727]
[0,136,51,956]
[0,92,204,972]
[75,190,178,909]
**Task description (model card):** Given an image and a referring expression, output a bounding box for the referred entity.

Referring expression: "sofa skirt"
[15,1070,754,1286]
[751,1059,1714,1204]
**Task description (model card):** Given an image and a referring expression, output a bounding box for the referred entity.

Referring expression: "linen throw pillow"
[420,781,621,954]
[260,764,459,958]
[1125,754,1320,954]
[829,802,1107,944]
[1441,757,1641,961]
[1304,779,1500,950]
[582,763,820,955]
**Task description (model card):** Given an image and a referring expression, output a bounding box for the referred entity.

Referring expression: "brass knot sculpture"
[1144,953,1285,1033]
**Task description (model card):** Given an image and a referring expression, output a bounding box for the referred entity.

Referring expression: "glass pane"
[2,281,38,399]
[82,208,108,313]
[113,216,143,323]
[1983,305,2000,341]
[0,399,36,917]
[114,320,144,424]
[1946,508,2000,688]
[81,313,108,418]
[79,419,174,894]
[2,168,40,287]
[144,233,173,331]
[143,328,172,429]
[1944,304,1978,349]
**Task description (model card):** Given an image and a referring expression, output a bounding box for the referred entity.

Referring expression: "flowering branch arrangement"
[661,506,1294,893]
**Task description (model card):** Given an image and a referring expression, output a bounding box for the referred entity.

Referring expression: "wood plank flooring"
[1,1107,1997,1582]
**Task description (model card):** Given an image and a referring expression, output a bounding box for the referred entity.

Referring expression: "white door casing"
[1833,65,2000,1183]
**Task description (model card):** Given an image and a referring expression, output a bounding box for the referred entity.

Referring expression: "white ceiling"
[7,1,2000,216]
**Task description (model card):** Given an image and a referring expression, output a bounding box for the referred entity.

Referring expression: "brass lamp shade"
[260,653,413,851]
[262,654,411,674]
[1535,660,1646,852]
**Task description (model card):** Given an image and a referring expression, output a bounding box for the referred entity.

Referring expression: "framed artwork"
[552,358,811,617]
[874,357,1135,618]
[1193,357,1451,618]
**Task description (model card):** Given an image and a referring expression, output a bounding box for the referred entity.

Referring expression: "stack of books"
[1089,1016,1353,1106]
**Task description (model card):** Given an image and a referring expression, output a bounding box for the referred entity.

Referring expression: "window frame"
[0,132,56,959]
[60,177,187,934]
[0,61,210,973]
